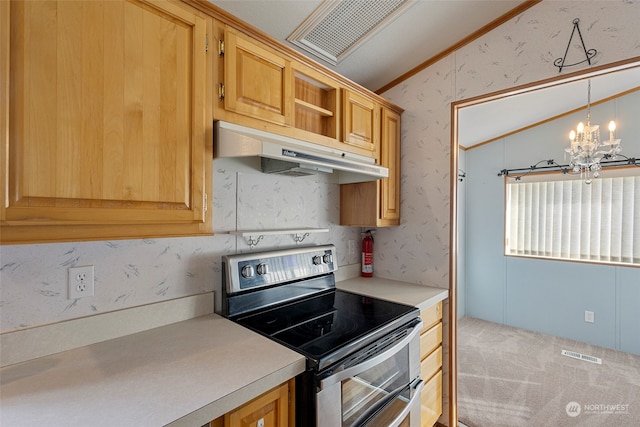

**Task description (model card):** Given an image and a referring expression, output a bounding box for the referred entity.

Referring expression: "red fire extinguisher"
[361,230,374,277]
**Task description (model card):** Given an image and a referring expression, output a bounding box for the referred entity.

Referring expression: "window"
[505,170,640,265]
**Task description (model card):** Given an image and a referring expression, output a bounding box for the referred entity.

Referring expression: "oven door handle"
[379,378,424,427]
[319,319,422,389]
[351,378,424,427]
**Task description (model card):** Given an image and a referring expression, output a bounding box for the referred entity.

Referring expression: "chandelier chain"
[586,79,591,125]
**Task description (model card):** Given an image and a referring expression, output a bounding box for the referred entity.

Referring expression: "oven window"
[341,344,411,426]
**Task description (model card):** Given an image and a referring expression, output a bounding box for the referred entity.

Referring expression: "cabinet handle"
[218,83,225,100]
[218,39,225,56]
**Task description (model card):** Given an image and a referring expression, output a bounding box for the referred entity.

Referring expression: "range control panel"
[223,245,337,295]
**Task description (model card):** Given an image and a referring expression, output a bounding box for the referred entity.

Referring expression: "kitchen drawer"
[420,302,442,333]
[420,322,442,357]
[421,369,442,427]
[420,346,442,382]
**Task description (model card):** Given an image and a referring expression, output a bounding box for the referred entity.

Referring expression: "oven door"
[316,318,423,427]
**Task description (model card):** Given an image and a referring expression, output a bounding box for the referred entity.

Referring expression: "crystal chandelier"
[565,79,621,184]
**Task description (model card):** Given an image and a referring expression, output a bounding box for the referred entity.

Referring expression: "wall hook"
[292,232,311,244]
[246,235,264,249]
[554,18,597,72]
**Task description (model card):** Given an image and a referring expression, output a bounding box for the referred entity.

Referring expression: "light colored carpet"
[458,316,640,427]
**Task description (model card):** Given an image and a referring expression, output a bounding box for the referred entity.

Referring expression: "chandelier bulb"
[564,81,622,184]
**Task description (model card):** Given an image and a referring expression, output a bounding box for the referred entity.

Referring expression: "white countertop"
[337,276,448,310]
[0,314,305,427]
[0,277,446,427]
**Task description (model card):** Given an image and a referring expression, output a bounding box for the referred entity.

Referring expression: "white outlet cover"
[584,310,595,323]
[68,265,95,299]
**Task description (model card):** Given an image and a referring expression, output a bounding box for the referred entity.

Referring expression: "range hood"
[214,121,388,184]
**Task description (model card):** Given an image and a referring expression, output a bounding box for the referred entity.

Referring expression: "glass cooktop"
[235,289,418,370]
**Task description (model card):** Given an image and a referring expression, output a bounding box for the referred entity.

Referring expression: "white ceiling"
[207,1,639,148]
[207,0,523,92]
[458,64,640,148]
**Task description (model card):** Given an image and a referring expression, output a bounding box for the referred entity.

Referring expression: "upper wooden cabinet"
[292,61,340,142]
[212,19,397,161]
[380,107,401,222]
[340,106,401,227]
[1,0,213,244]
[342,89,380,159]
[219,26,293,127]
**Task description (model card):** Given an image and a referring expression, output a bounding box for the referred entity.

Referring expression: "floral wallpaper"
[0,159,359,332]
[0,0,638,369]
[377,1,639,421]
[377,0,640,287]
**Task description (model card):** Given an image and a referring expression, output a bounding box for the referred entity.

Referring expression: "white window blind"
[505,172,640,265]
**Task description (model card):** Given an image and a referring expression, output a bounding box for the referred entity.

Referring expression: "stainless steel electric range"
[221,245,423,427]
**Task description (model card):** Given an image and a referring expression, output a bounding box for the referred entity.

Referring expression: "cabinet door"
[339,106,400,227]
[223,27,293,126]
[225,382,289,427]
[380,107,401,224]
[1,0,212,243]
[342,89,379,156]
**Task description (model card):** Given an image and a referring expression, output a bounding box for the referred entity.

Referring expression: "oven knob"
[256,263,269,275]
[241,265,254,278]
[312,255,322,265]
[323,254,333,264]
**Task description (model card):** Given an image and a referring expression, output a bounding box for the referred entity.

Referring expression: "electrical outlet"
[347,239,358,264]
[68,266,95,299]
[257,419,264,427]
[348,239,356,255]
[584,310,595,323]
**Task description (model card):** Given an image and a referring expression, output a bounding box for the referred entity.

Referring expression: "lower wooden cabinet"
[421,370,443,426]
[209,380,293,427]
[419,301,443,427]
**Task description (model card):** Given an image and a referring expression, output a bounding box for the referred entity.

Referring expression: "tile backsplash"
[0,158,359,333]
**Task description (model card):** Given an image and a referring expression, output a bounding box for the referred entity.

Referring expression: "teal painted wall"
[464,89,640,355]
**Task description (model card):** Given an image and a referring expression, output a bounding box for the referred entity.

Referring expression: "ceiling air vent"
[287,0,412,66]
